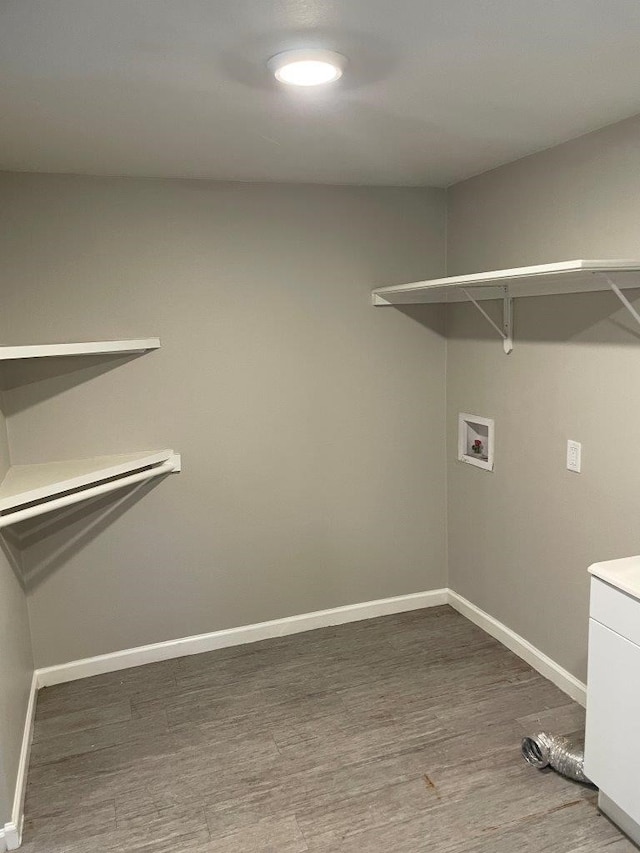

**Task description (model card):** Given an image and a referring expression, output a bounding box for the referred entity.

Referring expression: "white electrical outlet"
[567,439,582,473]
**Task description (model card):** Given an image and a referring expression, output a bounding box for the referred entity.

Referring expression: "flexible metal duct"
[521,732,592,784]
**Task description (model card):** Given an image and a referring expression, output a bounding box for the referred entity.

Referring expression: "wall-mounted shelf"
[0,338,160,361]
[372,260,640,354]
[0,334,180,531]
[0,450,180,528]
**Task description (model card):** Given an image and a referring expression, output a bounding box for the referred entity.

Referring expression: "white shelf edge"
[0,449,177,514]
[372,259,640,305]
[0,338,161,361]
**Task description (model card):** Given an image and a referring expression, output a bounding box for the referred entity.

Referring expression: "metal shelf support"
[460,285,513,354]
[603,274,640,329]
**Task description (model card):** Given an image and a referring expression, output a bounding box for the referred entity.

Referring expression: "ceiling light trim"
[268,49,347,87]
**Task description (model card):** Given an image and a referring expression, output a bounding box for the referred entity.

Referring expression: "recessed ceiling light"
[268,49,347,87]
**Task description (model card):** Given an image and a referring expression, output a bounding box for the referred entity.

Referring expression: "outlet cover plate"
[567,439,582,473]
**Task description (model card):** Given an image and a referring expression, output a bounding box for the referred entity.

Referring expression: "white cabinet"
[585,563,640,847]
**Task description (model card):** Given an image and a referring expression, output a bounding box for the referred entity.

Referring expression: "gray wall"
[446,113,640,681]
[0,174,447,667]
[4,111,635,692]
[0,402,34,825]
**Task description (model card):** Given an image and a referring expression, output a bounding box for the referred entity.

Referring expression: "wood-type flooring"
[21,606,637,852]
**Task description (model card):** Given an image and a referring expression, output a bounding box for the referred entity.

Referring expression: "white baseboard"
[447,590,587,707]
[1,819,22,853]
[36,589,449,687]
[1,671,37,851]
[35,589,586,709]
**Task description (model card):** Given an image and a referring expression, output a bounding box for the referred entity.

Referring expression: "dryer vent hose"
[521,732,592,784]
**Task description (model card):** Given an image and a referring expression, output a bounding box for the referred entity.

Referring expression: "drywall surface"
[446,113,640,682]
[0,408,34,826]
[0,174,447,667]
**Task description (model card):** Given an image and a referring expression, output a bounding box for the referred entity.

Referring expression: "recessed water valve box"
[458,413,494,471]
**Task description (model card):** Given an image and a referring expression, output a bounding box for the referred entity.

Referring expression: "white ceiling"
[2,0,640,187]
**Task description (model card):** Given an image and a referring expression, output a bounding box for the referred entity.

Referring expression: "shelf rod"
[460,286,513,354]
[604,274,640,329]
[0,457,179,529]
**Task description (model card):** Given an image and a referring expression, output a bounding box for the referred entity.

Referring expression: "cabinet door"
[584,618,640,825]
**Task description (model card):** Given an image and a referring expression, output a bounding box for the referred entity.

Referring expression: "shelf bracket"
[460,286,513,354]
[603,274,640,330]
